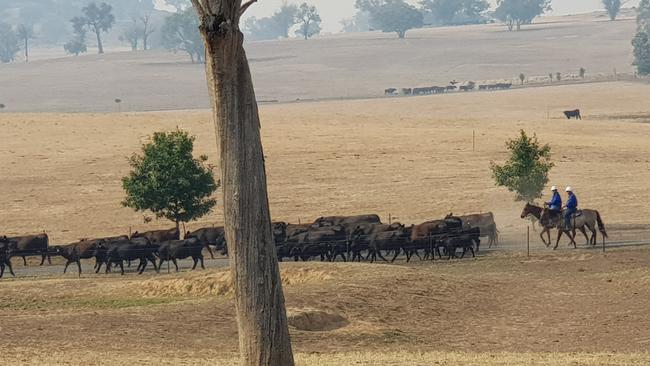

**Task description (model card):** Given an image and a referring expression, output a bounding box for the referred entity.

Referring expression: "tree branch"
[240,0,258,16]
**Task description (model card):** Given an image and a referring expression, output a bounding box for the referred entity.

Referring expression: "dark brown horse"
[520,203,576,248]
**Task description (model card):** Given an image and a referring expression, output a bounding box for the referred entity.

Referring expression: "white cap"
[551,186,557,191]
[566,186,573,192]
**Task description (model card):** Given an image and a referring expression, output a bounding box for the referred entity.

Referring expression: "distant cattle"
[0,234,50,266]
[103,237,159,275]
[564,109,582,120]
[384,88,398,96]
[401,88,412,96]
[444,227,481,259]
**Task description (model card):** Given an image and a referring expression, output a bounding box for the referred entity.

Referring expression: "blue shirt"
[548,192,562,210]
[566,194,578,210]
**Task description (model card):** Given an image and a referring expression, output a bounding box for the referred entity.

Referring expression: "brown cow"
[0,234,50,266]
[131,228,180,243]
[448,212,499,248]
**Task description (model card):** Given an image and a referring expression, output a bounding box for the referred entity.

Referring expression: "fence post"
[388,213,392,225]
[472,130,475,152]
[527,226,530,257]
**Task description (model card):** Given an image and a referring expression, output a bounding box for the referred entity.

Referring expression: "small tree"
[64,32,88,56]
[556,72,562,81]
[16,24,35,62]
[120,17,142,51]
[579,67,586,78]
[494,0,551,31]
[356,0,424,39]
[161,9,204,63]
[140,13,155,50]
[633,0,650,75]
[72,2,115,54]
[295,3,322,39]
[603,0,622,21]
[491,130,554,202]
[548,73,553,82]
[0,23,20,63]
[421,0,489,26]
[122,129,218,231]
[519,73,526,84]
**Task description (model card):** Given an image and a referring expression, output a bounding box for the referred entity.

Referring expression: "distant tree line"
[242,2,322,41]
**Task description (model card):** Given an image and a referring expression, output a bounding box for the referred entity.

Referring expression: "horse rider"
[545,186,562,221]
[563,187,578,229]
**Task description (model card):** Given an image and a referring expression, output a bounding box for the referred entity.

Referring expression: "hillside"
[0,13,638,113]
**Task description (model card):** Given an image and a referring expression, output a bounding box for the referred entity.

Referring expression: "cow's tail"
[596,211,608,239]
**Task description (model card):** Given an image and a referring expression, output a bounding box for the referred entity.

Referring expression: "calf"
[158,238,205,272]
[0,241,15,278]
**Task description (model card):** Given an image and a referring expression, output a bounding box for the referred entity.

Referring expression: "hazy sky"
[240,0,641,33]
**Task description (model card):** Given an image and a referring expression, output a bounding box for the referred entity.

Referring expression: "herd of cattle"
[0,212,499,278]
[385,81,513,96]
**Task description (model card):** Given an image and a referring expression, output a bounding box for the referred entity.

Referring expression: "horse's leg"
[579,226,589,246]
[554,230,562,250]
[539,229,548,247]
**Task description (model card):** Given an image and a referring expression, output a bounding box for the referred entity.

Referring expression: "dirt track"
[1,247,649,364]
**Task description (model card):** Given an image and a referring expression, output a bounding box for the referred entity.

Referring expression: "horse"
[540,207,608,248]
[520,203,577,248]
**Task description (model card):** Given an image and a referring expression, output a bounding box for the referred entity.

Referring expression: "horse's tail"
[596,211,608,238]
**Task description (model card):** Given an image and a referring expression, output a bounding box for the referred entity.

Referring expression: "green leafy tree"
[494,0,551,31]
[161,8,204,63]
[64,30,88,56]
[579,67,586,78]
[519,73,525,84]
[122,129,219,231]
[633,0,650,75]
[72,2,115,54]
[356,0,424,39]
[420,0,489,26]
[491,130,554,202]
[0,22,20,63]
[295,3,322,39]
[602,0,621,21]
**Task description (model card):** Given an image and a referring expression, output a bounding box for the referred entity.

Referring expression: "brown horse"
[540,207,608,248]
[520,203,576,248]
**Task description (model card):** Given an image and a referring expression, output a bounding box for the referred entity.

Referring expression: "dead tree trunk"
[190,1,295,365]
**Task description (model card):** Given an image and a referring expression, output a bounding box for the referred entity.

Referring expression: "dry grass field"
[1,81,649,246]
[2,80,650,364]
[1,248,649,364]
[0,13,638,112]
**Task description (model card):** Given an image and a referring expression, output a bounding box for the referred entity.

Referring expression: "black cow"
[313,214,381,228]
[366,225,411,263]
[291,227,347,262]
[348,223,403,262]
[401,88,412,96]
[0,234,50,266]
[185,227,226,259]
[52,240,104,276]
[444,227,481,259]
[158,238,205,271]
[0,241,15,278]
[100,237,159,275]
[564,109,582,120]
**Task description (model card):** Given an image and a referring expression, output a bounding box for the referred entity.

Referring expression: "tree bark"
[192,1,295,365]
[95,25,104,54]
